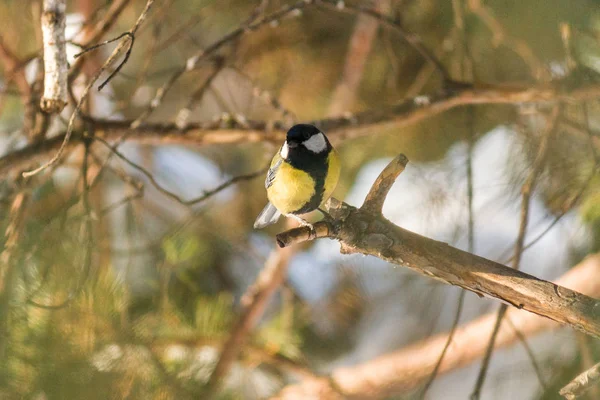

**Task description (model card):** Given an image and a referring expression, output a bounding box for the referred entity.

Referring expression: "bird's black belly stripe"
[292,166,326,214]
[285,148,329,215]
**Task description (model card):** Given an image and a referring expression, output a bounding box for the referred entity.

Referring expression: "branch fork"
[276,154,408,249]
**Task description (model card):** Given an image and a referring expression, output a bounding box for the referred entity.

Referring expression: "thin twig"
[27,141,94,309]
[131,0,314,128]
[420,290,465,397]
[318,0,449,81]
[175,58,226,129]
[93,136,265,206]
[68,0,133,82]
[420,3,473,394]
[73,31,135,90]
[506,316,547,390]
[470,106,559,399]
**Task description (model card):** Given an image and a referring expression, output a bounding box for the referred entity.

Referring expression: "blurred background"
[1,0,600,399]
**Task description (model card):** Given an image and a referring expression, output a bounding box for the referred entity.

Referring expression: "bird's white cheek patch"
[280,142,289,159]
[303,133,327,153]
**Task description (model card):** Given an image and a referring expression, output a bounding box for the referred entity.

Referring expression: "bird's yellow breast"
[267,150,340,215]
[267,162,315,214]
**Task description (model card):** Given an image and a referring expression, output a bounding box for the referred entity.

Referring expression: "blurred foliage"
[1,0,600,399]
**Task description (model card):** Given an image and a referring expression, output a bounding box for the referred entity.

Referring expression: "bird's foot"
[288,214,317,239]
[289,214,313,228]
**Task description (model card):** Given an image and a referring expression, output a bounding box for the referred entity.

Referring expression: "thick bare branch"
[276,155,600,340]
[40,0,68,113]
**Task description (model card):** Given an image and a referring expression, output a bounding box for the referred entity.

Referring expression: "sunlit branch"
[276,154,600,338]
[560,361,600,399]
[3,75,600,178]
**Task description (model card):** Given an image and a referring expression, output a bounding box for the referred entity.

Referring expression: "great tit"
[254,124,340,229]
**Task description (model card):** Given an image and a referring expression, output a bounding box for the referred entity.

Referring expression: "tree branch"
[21,0,155,179]
[276,155,600,339]
[40,0,68,113]
[2,74,600,177]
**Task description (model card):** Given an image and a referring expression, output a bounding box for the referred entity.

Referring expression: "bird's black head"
[283,124,330,156]
[286,124,322,145]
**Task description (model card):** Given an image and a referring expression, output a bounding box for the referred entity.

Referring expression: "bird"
[254,124,340,229]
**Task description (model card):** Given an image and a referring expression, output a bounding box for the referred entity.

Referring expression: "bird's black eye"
[303,132,310,140]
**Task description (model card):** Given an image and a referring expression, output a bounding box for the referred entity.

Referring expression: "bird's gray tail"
[253,202,281,229]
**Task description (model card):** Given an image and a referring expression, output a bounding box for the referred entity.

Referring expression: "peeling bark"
[40,0,68,113]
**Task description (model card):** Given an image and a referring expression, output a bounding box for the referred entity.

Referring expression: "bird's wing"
[265,153,283,189]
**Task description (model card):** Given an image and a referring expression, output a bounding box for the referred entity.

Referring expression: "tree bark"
[276,155,600,338]
[40,0,68,113]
